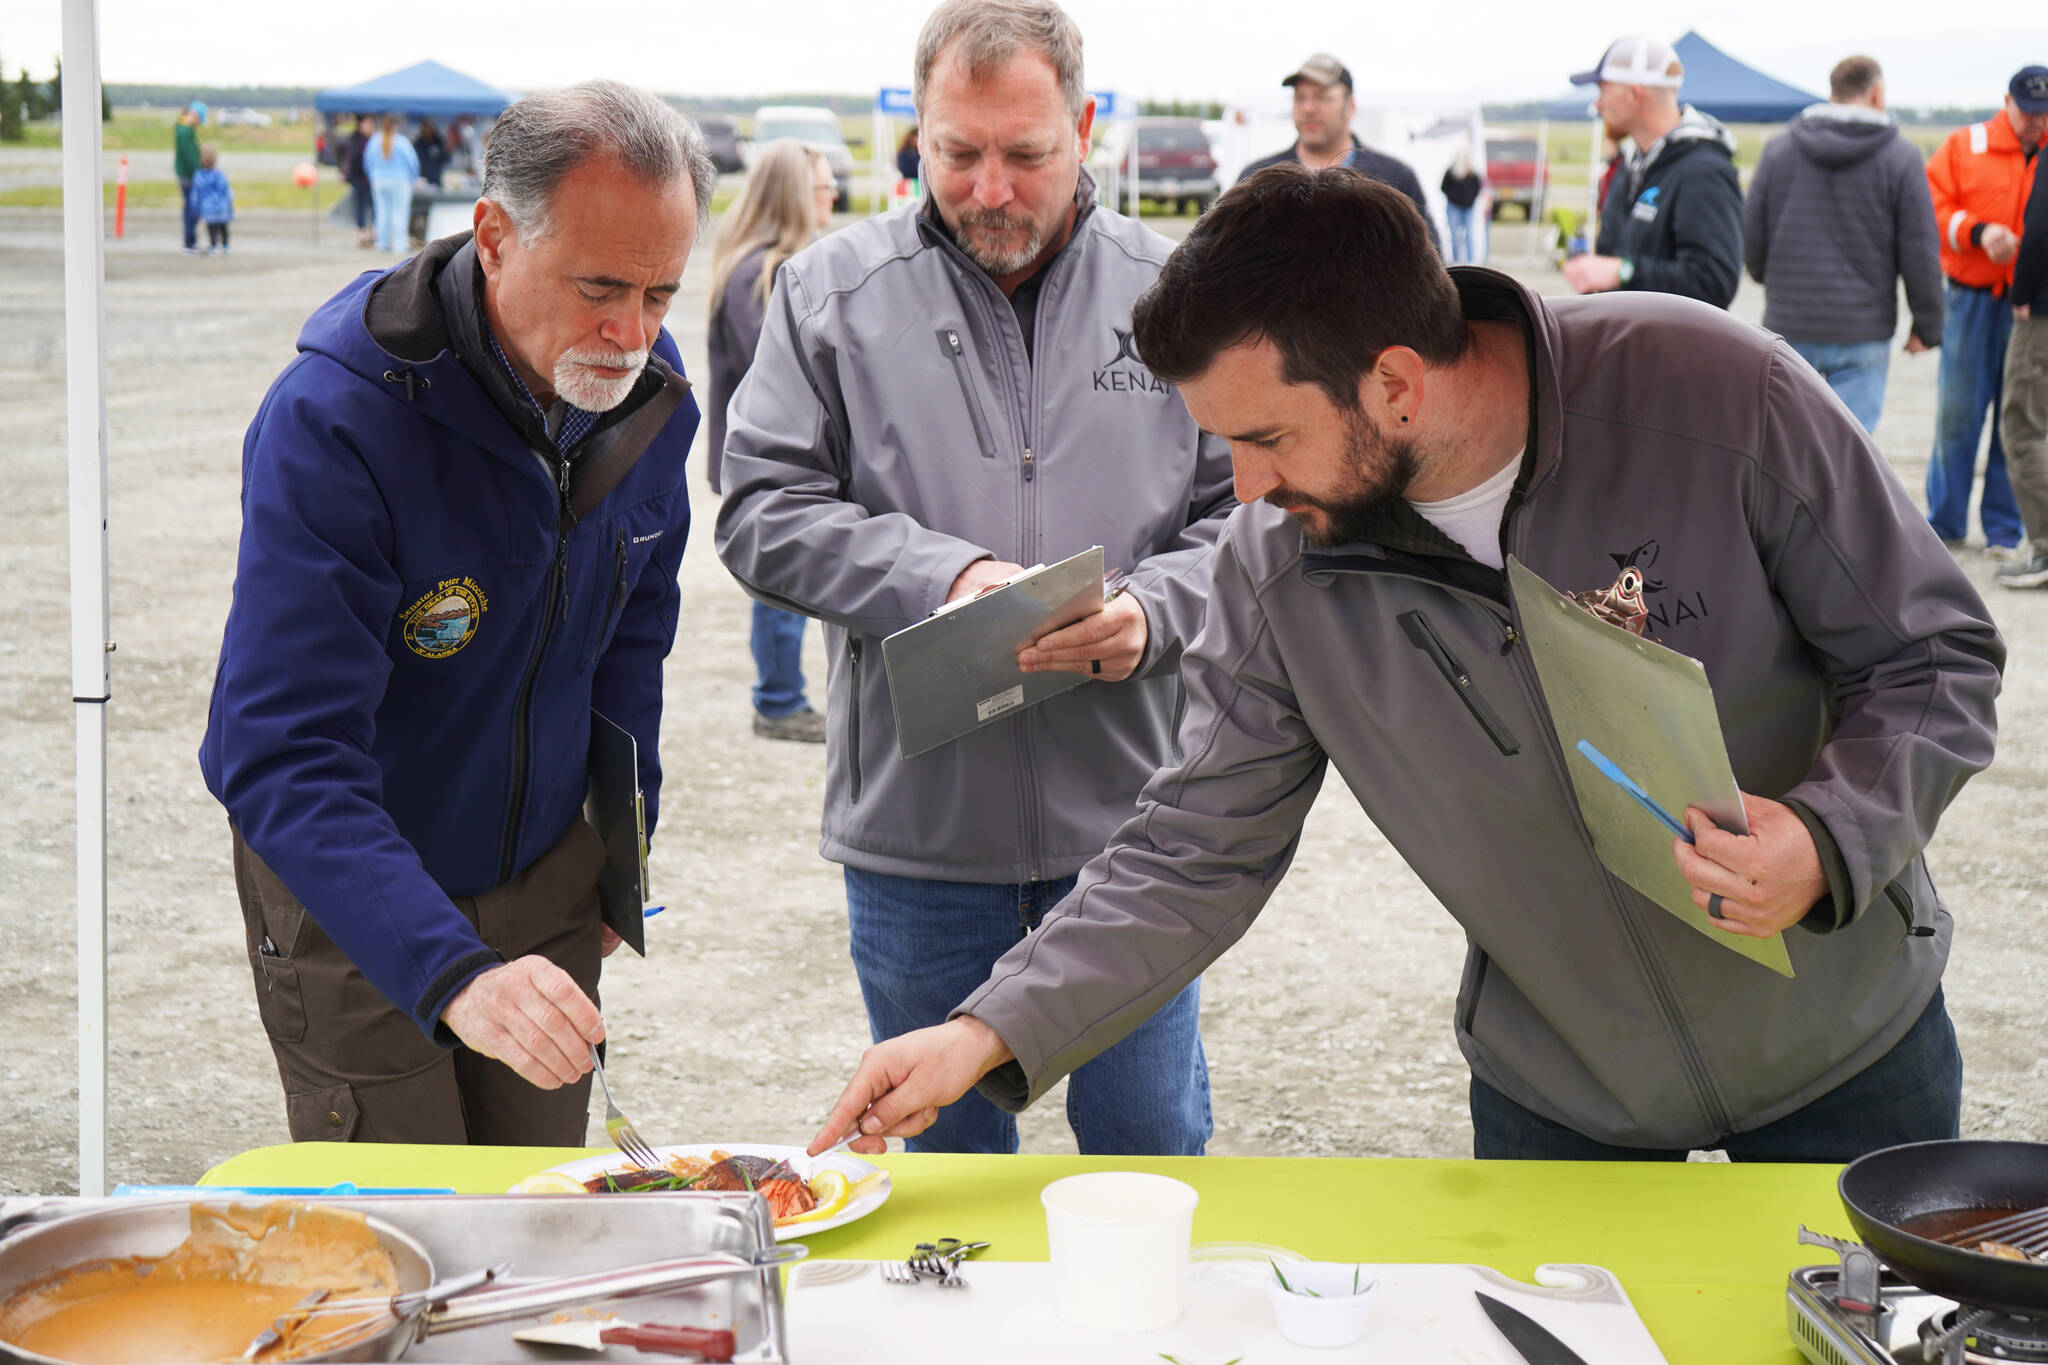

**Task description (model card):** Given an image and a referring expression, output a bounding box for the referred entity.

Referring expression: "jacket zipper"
[1886,879,1935,937]
[1497,596,1736,1138]
[580,528,630,674]
[1397,610,1521,755]
[498,453,575,884]
[845,635,864,803]
[1313,553,1735,1137]
[938,329,998,458]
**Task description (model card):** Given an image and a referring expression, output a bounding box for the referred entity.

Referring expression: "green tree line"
[1,49,111,139]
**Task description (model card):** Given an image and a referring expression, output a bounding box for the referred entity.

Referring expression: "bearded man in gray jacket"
[715,0,1233,1155]
[807,167,2003,1164]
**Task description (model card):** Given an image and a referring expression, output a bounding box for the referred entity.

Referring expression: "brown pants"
[2005,313,2048,557]
[233,819,605,1146]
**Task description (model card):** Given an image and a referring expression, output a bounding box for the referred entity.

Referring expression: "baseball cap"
[1282,54,1354,93]
[1570,36,1684,89]
[2012,66,2048,114]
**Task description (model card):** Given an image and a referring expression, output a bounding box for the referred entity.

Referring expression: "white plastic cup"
[1040,1171,1200,1332]
[1268,1262,1379,1349]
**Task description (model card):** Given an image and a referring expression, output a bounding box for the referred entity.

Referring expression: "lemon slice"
[780,1169,854,1224]
[848,1170,886,1201]
[508,1170,588,1195]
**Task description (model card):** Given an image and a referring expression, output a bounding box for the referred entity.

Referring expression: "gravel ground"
[1,208,2042,1196]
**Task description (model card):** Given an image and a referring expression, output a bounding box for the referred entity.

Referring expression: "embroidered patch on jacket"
[401,576,490,658]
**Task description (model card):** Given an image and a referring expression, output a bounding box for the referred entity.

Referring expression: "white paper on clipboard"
[1507,557,1793,978]
[881,546,1106,759]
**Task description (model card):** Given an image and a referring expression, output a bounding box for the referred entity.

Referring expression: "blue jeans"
[844,867,1212,1155]
[1470,986,1961,1162]
[1788,338,1891,434]
[1927,282,2023,546]
[179,177,198,249]
[750,602,809,718]
[370,178,413,253]
[1445,203,1477,264]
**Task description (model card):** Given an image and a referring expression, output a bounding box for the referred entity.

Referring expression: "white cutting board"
[786,1260,1670,1363]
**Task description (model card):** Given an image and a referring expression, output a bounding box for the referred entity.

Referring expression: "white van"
[745,105,854,211]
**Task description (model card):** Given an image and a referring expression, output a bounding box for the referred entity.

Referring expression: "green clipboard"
[1507,557,1793,977]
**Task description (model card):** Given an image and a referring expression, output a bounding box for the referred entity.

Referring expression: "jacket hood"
[1639,106,1738,176]
[1787,102,1896,168]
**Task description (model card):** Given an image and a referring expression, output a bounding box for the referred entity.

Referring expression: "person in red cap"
[1237,52,1438,251]
[1561,35,1744,309]
[1924,66,2047,558]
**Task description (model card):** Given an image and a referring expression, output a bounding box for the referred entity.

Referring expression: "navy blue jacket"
[200,234,695,1042]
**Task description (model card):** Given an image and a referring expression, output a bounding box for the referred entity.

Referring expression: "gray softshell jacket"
[960,269,2003,1148]
[715,173,1235,883]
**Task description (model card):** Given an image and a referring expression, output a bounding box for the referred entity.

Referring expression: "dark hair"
[1830,55,1882,101]
[1133,163,1466,409]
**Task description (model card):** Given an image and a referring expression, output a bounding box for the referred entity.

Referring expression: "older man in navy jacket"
[200,81,714,1145]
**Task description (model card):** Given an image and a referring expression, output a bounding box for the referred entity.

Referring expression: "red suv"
[1096,117,1219,215]
[1484,131,1547,220]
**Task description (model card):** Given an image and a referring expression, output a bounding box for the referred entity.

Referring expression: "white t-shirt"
[1407,451,1523,570]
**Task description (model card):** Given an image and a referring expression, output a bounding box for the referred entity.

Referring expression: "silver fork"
[589,1043,661,1171]
[879,1260,920,1286]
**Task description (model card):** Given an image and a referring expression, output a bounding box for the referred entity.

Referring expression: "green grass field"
[14,107,320,153]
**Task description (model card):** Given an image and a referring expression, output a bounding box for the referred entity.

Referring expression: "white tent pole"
[61,0,112,1200]
[1530,116,1550,263]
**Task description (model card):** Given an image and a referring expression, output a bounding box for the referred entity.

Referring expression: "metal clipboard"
[585,709,649,957]
[1507,556,1793,977]
[881,546,1106,759]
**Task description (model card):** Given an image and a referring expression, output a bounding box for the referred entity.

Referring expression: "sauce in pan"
[0,1202,399,1364]
[1899,1206,2030,1245]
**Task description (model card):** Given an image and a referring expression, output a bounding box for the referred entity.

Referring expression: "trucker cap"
[1282,54,1355,93]
[1570,36,1684,89]
[2013,66,2048,114]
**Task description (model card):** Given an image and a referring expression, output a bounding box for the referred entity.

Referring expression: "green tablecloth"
[203,1145,1846,1363]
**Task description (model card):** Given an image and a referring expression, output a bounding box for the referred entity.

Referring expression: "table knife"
[510,1319,736,1358]
[1476,1291,1594,1365]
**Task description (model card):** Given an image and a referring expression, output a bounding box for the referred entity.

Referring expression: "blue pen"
[643,904,667,919]
[1574,740,1694,844]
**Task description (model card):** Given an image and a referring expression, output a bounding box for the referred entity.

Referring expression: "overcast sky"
[10,0,2044,109]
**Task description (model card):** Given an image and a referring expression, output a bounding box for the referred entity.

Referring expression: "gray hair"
[481,79,717,242]
[913,0,1087,120]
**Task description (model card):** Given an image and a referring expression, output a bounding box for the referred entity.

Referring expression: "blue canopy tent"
[314,59,516,120]
[1542,31,1823,123]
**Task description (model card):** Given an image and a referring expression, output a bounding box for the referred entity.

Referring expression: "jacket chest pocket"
[937,328,999,459]
[1398,610,1522,757]
[578,528,634,675]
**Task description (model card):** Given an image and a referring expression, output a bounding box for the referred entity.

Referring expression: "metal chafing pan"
[0,1194,790,1363]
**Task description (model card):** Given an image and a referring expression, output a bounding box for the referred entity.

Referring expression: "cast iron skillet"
[1839,1139,2048,1316]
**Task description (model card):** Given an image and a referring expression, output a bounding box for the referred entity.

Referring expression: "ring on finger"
[1707,893,1725,919]
[1090,659,1101,675]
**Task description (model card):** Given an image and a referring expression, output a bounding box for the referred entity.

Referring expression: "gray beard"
[954,208,1047,277]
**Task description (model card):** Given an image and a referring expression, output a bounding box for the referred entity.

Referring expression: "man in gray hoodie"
[807,169,2002,1165]
[1744,56,1943,433]
[716,0,1233,1155]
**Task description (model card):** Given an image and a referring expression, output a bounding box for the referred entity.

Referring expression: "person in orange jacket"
[1923,68,2048,553]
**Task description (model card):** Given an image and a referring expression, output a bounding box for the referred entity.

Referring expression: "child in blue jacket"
[191,144,235,254]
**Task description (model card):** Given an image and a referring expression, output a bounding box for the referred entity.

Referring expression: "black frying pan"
[1838,1139,2048,1316]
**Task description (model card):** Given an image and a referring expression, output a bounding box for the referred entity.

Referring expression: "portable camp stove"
[1790,1228,2048,1365]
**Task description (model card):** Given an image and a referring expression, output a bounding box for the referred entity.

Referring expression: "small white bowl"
[1267,1261,1379,1349]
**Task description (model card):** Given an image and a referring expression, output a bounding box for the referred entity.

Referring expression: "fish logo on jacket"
[401,576,489,658]
[1095,326,1168,394]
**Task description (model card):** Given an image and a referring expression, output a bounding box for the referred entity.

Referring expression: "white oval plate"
[520,1143,890,1241]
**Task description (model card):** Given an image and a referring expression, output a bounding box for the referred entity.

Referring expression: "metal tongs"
[241,1262,507,1359]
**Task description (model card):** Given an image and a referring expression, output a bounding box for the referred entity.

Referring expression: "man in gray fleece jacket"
[808,168,2003,1163]
[717,0,1234,1156]
[1744,56,1943,433]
